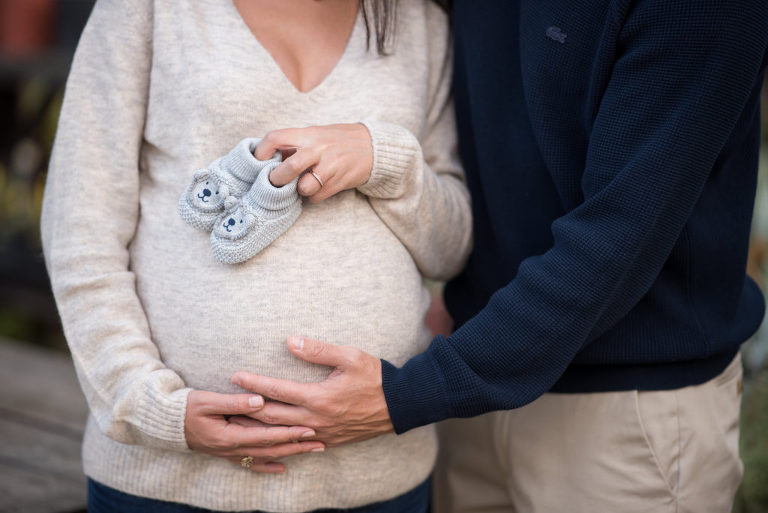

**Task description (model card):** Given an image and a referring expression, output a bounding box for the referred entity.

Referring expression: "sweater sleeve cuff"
[381,350,452,434]
[357,120,419,199]
[135,383,193,452]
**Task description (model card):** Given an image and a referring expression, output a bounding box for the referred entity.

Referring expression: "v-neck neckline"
[225,1,363,96]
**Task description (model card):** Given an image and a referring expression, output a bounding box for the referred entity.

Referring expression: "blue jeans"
[87,477,430,513]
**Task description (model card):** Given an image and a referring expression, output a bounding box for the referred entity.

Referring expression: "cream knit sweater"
[41,0,471,511]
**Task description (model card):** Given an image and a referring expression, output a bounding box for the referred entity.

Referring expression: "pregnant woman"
[41,0,471,512]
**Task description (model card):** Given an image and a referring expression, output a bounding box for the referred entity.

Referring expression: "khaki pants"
[433,354,743,513]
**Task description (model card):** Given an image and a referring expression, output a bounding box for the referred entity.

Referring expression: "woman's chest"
[143,1,427,163]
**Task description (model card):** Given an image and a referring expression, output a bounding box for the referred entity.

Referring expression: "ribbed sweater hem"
[358,120,418,199]
[82,418,437,513]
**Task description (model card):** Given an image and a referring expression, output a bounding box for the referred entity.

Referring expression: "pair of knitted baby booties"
[178,138,301,264]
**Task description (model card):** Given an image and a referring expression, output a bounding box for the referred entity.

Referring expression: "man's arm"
[233,0,768,442]
[384,0,768,432]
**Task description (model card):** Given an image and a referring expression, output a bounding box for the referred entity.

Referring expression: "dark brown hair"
[363,0,451,55]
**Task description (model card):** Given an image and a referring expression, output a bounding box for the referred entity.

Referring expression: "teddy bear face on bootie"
[184,169,229,212]
[212,203,257,241]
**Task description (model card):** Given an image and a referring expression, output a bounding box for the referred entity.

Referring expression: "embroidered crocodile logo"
[546,26,567,44]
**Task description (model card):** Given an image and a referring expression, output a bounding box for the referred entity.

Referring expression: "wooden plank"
[0,418,84,478]
[0,459,85,513]
[0,337,88,433]
[0,338,88,512]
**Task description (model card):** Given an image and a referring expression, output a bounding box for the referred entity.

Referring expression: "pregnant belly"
[132,195,431,393]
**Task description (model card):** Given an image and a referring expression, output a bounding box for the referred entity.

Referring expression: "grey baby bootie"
[210,162,302,264]
[178,138,281,231]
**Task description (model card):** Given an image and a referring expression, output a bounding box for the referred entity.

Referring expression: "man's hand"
[184,390,325,473]
[231,336,395,447]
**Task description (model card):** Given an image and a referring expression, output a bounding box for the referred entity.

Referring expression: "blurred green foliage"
[735,374,768,513]
[0,76,63,348]
[0,78,60,249]
[734,84,768,513]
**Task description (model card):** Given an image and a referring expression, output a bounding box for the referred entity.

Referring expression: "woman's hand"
[184,390,325,473]
[255,123,373,203]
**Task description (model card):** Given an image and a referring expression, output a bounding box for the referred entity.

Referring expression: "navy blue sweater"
[382,0,768,433]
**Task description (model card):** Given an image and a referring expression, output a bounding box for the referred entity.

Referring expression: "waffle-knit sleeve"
[41,0,192,452]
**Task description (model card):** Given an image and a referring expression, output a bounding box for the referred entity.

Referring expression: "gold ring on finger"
[240,456,254,469]
[309,170,324,187]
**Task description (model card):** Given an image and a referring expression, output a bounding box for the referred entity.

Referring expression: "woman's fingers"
[185,390,324,466]
[255,128,306,160]
[269,147,321,187]
[249,440,324,459]
[219,435,324,458]
[190,390,264,415]
[297,171,323,197]
[254,123,372,202]
[224,435,326,474]
[225,419,317,447]
[306,180,340,203]
[227,458,286,474]
[303,160,368,203]
[247,401,311,427]
[226,415,271,428]
[224,439,325,473]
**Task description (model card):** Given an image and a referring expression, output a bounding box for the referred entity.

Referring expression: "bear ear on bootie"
[177,137,281,232]
[192,168,210,181]
[223,195,239,212]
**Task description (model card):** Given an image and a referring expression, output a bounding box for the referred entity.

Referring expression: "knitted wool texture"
[178,137,281,231]
[40,0,472,511]
[383,0,768,434]
[210,165,302,264]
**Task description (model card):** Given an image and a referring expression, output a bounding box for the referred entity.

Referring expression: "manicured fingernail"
[288,336,304,351]
[301,430,316,439]
[248,396,263,408]
[311,447,325,453]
